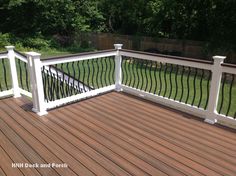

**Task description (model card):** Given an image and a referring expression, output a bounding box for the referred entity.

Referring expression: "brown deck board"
[0,131,41,176]
[0,147,23,176]
[0,167,7,176]
[1,91,236,176]
[87,94,236,175]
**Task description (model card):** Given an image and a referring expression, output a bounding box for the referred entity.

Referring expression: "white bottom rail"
[121,85,236,127]
[121,85,207,119]
[45,85,115,110]
[0,89,13,98]
[19,88,32,98]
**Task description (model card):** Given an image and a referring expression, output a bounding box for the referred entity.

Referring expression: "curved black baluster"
[72,62,76,94]
[111,58,115,83]
[64,63,69,96]
[76,61,82,93]
[0,79,2,91]
[23,62,30,92]
[67,62,73,96]
[136,59,141,89]
[128,58,133,87]
[87,60,91,90]
[204,71,212,109]
[55,64,60,99]
[163,63,168,97]
[191,68,198,106]
[153,62,158,95]
[158,63,163,95]
[60,64,65,98]
[105,57,110,85]
[148,61,153,93]
[42,66,48,102]
[2,59,9,90]
[82,60,86,92]
[123,57,128,85]
[46,69,52,101]
[185,67,191,104]
[179,66,185,102]
[102,58,108,86]
[100,58,105,87]
[174,65,179,100]
[91,59,95,88]
[52,73,57,100]
[49,66,54,101]
[144,60,148,92]
[108,57,113,85]
[18,59,23,89]
[96,58,100,88]
[132,58,136,88]
[168,64,173,99]
[198,69,204,108]
[218,73,226,114]
[140,60,144,90]
[226,74,234,116]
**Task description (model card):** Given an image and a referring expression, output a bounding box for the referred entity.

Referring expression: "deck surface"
[0,92,236,176]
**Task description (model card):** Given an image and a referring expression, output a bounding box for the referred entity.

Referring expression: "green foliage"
[0,0,235,53]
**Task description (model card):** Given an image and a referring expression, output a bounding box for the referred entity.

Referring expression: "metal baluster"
[197,69,204,108]
[163,63,168,97]
[153,62,158,95]
[204,71,212,109]
[191,68,197,106]
[185,67,191,104]
[179,66,185,102]
[174,65,179,100]
[168,64,173,99]
[226,74,234,116]
[158,63,163,95]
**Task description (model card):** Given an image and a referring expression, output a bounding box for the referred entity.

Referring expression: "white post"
[26,52,47,116]
[114,44,123,91]
[205,55,226,124]
[5,46,21,97]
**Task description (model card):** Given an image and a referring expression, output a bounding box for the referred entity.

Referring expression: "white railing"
[0,44,235,127]
[0,46,32,98]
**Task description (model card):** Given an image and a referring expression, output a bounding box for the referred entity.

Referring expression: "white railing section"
[0,44,235,128]
[119,49,236,126]
[26,48,118,115]
[0,46,32,98]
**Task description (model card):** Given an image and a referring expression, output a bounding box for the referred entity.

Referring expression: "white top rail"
[14,50,27,63]
[222,64,236,75]
[41,49,117,66]
[120,49,213,71]
[0,52,7,59]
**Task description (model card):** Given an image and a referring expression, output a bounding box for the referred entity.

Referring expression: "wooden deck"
[0,92,236,176]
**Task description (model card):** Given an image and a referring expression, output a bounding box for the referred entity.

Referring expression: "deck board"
[0,91,236,176]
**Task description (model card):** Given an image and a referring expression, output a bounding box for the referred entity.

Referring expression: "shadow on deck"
[0,92,236,176]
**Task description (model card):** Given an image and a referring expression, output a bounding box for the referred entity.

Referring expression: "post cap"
[114,44,123,49]
[25,52,41,57]
[5,46,15,50]
[213,55,226,61]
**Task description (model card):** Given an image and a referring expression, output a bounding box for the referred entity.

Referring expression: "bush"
[0,33,12,49]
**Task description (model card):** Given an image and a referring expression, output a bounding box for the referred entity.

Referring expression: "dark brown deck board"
[1,91,236,176]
